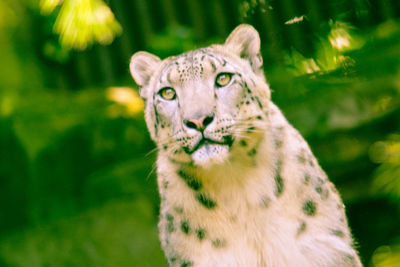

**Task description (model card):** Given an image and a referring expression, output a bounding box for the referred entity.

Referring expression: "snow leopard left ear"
[224,24,263,74]
[130,51,161,99]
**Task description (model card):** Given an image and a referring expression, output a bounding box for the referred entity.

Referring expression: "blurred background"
[0,0,399,266]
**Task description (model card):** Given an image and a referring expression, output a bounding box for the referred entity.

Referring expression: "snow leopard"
[129,24,362,267]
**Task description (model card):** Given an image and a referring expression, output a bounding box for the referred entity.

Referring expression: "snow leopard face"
[130,25,271,168]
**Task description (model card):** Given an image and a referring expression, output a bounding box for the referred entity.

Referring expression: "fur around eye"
[158,87,176,100]
[215,73,232,87]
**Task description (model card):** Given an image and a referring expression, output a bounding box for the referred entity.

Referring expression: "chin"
[191,144,230,169]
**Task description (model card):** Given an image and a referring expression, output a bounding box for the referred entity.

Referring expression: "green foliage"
[148,25,198,58]
[0,87,164,265]
[1,199,167,267]
[284,20,364,76]
[271,19,400,265]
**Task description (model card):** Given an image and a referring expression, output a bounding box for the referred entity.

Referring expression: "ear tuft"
[224,24,263,72]
[129,51,161,88]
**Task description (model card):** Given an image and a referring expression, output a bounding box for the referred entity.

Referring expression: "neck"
[166,126,277,198]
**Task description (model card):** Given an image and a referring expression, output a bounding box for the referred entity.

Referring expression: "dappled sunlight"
[371,134,400,198]
[0,96,14,117]
[372,245,400,267]
[284,49,320,75]
[0,1,17,29]
[106,87,144,118]
[374,96,393,114]
[285,20,364,75]
[328,21,359,51]
[40,0,122,49]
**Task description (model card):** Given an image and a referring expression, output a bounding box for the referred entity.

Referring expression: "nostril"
[184,120,198,129]
[203,115,214,127]
[183,114,215,131]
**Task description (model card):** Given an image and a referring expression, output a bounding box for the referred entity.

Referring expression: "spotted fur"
[130,24,362,267]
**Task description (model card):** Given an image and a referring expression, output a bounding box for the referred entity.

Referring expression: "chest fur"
[154,108,360,267]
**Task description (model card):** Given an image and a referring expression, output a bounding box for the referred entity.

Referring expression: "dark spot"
[163,145,168,150]
[247,126,255,133]
[174,206,183,214]
[297,154,306,164]
[166,213,175,233]
[239,140,247,146]
[275,160,284,197]
[196,228,206,240]
[212,238,226,248]
[246,101,250,105]
[254,96,263,109]
[275,139,283,149]
[331,229,345,238]
[341,254,357,266]
[297,221,307,236]
[196,193,217,209]
[247,148,257,156]
[275,174,284,197]
[181,261,193,267]
[260,195,270,208]
[256,115,262,120]
[163,180,169,189]
[210,61,216,72]
[186,179,202,191]
[304,174,310,185]
[180,220,190,234]
[178,170,202,191]
[315,186,322,194]
[170,257,177,263]
[303,200,317,216]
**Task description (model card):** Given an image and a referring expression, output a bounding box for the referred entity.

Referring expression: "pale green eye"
[215,73,232,87]
[158,87,176,100]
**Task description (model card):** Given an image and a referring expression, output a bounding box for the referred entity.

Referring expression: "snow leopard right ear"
[130,51,161,98]
[224,24,263,74]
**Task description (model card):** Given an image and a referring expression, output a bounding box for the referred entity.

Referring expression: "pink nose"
[183,115,214,131]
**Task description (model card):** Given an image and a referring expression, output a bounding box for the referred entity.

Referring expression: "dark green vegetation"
[0,0,400,266]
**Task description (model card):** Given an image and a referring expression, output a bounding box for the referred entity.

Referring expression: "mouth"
[183,135,234,155]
